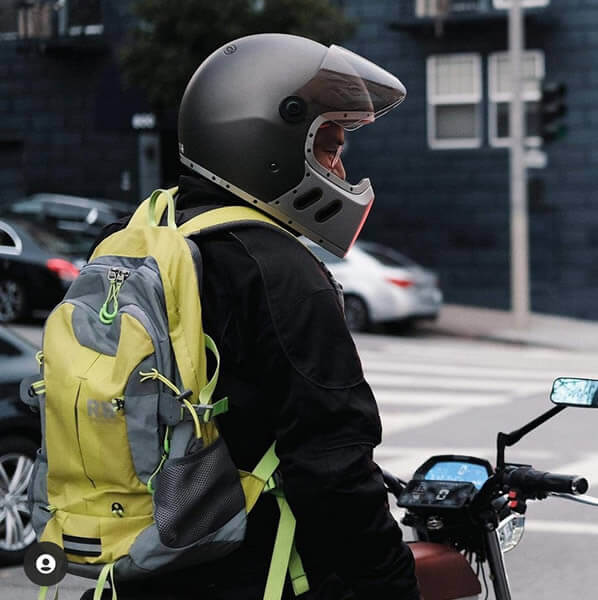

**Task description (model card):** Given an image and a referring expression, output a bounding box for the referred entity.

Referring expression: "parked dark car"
[1,193,131,237]
[0,218,90,322]
[0,326,40,564]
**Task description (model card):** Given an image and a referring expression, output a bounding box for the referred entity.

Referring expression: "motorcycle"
[383,376,598,600]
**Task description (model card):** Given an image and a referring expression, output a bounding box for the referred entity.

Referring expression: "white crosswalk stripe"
[356,339,556,439]
[354,335,598,440]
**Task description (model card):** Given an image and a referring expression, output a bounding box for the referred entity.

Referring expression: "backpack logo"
[87,399,117,421]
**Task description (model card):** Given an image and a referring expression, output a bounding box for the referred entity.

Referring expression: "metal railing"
[0,0,103,41]
[416,0,492,18]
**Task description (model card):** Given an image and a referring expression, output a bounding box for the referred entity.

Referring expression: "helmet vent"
[293,188,322,210]
[315,200,342,223]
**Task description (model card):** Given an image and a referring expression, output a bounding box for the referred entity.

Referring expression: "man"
[89,33,419,600]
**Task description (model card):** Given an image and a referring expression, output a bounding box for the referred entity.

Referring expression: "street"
[3,324,598,599]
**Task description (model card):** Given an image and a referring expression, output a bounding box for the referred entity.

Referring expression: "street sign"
[131,113,156,130]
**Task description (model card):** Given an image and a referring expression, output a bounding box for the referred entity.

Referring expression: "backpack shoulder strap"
[178,205,290,238]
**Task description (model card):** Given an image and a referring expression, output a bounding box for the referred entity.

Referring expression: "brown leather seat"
[409,542,482,600]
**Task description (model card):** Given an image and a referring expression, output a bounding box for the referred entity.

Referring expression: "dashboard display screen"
[424,461,490,490]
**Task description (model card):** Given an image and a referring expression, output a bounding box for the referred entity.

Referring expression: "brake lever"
[550,493,598,507]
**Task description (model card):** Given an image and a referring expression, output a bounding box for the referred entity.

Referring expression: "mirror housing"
[550,377,598,408]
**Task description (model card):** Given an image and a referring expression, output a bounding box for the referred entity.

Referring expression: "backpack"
[21,188,309,600]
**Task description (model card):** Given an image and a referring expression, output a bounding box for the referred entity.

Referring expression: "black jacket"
[90,175,419,600]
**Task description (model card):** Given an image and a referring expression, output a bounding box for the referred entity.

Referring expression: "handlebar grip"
[503,466,589,495]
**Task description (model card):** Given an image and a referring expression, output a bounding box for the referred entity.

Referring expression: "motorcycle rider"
[88,33,419,600]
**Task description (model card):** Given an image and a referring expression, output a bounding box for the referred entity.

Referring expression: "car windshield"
[357,241,417,268]
[10,217,95,257]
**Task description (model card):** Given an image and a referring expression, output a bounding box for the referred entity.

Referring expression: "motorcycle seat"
[409,542,482,600]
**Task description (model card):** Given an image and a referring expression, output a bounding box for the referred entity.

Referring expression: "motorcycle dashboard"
[397,455,494,510]
[416,455,493,490]
[424,461,490,490]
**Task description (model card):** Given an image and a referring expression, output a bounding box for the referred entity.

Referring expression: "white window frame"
[426,53,483,149]
[488,50,545,148]
[493,0,549,8]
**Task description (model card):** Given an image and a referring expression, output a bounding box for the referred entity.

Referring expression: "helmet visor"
[298,45,406,130]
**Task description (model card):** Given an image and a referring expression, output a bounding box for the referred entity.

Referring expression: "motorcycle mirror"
[550,377,598,408]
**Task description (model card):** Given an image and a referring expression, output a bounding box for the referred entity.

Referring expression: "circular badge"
[24,542,67,586]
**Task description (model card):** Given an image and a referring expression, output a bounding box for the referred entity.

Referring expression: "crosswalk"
[353,334,598,538]
[353,334,598,490]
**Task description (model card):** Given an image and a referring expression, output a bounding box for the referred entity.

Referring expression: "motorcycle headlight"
[497,514,525,552]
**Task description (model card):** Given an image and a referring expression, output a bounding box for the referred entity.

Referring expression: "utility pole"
[509,0,530,328]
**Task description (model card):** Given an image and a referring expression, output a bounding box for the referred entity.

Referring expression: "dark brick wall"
[339,0,598,318]
[2,0,597,318]
[0,0,141,205]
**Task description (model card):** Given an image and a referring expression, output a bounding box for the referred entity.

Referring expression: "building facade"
[1,0,596,318]
[0,0,166,206]
[341,0,598,319]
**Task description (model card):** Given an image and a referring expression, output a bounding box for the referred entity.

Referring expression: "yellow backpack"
[23,189,309,600]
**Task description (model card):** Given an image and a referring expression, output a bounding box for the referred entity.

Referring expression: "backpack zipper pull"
[99,268,129,325]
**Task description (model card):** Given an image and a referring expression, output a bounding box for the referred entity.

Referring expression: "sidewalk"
[423,304,598,353]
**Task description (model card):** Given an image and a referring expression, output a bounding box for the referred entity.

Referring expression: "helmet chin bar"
[180,112,376,258]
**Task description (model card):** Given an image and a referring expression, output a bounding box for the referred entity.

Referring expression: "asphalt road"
[3,324,598,599]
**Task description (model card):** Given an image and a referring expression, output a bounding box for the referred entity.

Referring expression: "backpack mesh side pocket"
[154,436,245,548]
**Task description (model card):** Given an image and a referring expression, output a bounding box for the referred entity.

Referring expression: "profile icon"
[24,542,67,586]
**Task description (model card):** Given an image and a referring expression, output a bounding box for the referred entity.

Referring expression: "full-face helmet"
[178,33,406,256]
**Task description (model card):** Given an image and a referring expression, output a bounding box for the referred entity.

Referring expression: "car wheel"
[0,436,38,565]
[343,294,370,332]
[0,279,27,323]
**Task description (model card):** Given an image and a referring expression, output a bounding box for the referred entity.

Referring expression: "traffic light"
[540,81,567,143]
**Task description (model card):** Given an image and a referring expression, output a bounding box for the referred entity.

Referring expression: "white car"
[304,240,443,332]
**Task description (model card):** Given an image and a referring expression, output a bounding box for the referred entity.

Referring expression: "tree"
[119,0,355,110]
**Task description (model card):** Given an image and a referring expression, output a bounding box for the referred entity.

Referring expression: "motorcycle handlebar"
[502,466,589,496]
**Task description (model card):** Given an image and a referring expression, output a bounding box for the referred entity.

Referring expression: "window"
[0,0,18,40]
[0,337,20,357]
[493,0,549,8]
[488,51,544,147]
[358,242,417,268]
[67,0,103,36]
[306,244,343,265]
[0,222,22,255]
[427,54,483,149]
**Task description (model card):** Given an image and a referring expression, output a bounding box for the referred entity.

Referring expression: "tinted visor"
[298,45,406,130]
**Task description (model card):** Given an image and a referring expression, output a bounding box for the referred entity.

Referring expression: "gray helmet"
[178,33,406,257]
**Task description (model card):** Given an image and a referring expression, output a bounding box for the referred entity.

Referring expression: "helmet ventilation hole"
[315,200,342,223]
[293,188,322,210]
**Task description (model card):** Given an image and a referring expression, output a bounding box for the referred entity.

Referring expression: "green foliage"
[119,0,355,110]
